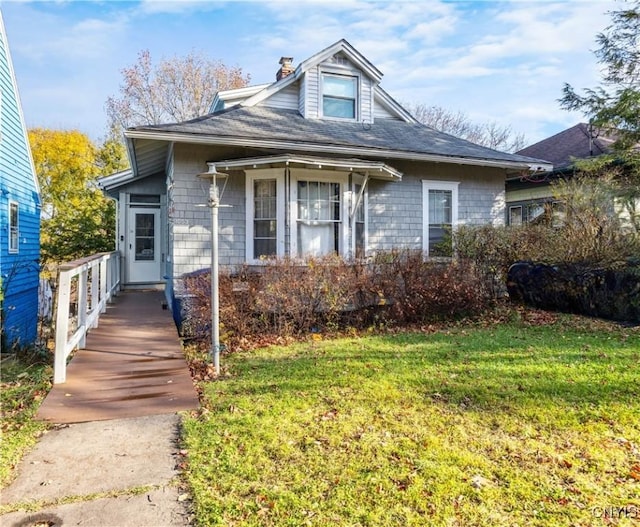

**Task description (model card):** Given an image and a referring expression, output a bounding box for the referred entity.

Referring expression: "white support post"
[99,256,108,312]
[89,261,99,328]
[54,270,72,384]
[77,266,88,348]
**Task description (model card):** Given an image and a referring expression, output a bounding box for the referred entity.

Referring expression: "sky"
[1,0,619,148]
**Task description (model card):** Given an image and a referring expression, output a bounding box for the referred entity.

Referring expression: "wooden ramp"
[37,290,199,424]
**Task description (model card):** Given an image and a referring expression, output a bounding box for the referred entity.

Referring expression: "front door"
[127,207,161,283]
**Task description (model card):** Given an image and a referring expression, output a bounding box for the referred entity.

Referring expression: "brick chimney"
[276,57,294,81]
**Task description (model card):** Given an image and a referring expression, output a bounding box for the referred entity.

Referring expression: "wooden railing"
[53,251,121,384]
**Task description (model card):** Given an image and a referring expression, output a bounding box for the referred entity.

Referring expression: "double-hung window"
[422,181,459,257]
[247,172,284,261]
[322,74,357,119]
[9,202,19,253]
[253,179,278,259]
[297,180,342,257]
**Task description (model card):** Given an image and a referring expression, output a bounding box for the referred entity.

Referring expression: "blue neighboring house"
[0,10,41,351]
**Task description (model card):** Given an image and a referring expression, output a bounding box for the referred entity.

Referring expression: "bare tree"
[406,103,527,153]
[106,50,251,134]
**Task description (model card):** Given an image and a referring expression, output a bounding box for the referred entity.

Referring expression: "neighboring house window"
[422,181,459,257]
[297,180,341,257]
[322,74,357,119]
[9,201,19,253]
[509,206,523,226]
[528,203,546,223]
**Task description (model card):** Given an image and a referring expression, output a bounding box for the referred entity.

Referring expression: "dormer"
[211,39,416,124]
[303,50,376,122]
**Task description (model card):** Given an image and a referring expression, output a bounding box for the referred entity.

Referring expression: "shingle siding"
[168,147,508,270]
[367,163,506,253]
[171,145,247,278]
[304,67,319,118]
[260,82,298,111]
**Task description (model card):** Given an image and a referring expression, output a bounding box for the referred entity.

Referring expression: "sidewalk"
[0,414,192,526]
[0,291,199,526]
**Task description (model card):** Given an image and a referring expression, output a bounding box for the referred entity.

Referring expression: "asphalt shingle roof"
[131,106,545,166]
[517,123,615,169]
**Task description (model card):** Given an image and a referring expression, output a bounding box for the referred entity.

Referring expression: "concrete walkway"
[1,291,199,526]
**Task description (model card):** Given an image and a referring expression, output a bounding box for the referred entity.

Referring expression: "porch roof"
[214,154,402,181]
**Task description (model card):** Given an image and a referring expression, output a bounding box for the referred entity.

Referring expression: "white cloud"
[1,0,622,144]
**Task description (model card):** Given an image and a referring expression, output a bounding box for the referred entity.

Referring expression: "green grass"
[182,315,640,527]
[0,357,51,488]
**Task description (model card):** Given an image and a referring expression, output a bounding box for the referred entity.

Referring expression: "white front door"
[127,207,161,283]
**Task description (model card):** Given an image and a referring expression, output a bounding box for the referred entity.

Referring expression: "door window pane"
[135,213,155,261]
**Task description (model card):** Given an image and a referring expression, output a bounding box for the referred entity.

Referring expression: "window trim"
[8,201,19,254]
[320,71,359,121]
[245,169,286,263]
[422,180,459,257]
[509,205,523,226]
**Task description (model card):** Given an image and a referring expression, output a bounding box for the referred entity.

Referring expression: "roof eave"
[374,87,418,123]
[125,129,551,172]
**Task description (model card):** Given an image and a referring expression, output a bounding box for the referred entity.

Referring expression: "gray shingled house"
[100,39,550,307]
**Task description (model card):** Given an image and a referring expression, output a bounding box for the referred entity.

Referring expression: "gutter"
[125,129,552,172]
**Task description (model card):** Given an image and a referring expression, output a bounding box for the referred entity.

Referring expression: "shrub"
[180,252,494,351]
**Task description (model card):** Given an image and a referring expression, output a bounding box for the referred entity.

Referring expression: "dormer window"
[322,73,357,119]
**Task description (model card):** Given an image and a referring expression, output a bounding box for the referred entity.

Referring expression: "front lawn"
[182,315,640,527]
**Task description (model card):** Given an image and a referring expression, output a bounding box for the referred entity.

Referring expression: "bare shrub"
[255,255,355,334]
[180,252,494,351]
[365,250,492,324]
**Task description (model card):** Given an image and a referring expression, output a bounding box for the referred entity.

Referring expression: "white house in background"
[99,39,550,313]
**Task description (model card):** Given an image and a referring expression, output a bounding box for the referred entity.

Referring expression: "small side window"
[9,202,19,253]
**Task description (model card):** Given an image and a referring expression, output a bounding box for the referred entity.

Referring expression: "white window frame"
[245,169,286,263]
[509,205,523,226]
[9,201,19,253]
[320,71,360,121]
[290,170,350,259]
[422,180,459,257]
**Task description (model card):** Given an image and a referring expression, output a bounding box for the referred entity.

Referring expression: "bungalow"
[99,39,550,311]
[0,12,41,350]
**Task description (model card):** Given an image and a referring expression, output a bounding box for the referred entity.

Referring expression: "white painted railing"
[53,251,121,384]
